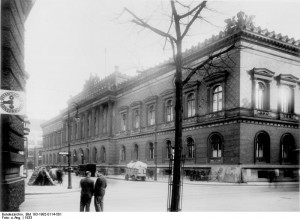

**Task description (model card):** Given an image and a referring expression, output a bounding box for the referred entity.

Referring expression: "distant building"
[26,119,44,169]
[41,12,300,183]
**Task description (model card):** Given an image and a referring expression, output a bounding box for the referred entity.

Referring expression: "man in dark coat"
[80,171,94,212]
[94,171,107,212]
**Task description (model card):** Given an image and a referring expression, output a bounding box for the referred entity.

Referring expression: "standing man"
[94,171,107,212]
[80,171,94,212]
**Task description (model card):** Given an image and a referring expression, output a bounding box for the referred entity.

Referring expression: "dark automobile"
[75,163,96,177]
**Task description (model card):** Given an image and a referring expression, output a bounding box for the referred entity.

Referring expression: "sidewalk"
[106,174,300,186]
[24,172,299,195]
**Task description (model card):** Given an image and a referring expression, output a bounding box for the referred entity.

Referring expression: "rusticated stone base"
[1,178,25,211]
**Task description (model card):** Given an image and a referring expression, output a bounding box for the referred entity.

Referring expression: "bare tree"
[124,0,239,211]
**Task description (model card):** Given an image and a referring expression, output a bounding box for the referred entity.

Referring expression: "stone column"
[91,108,95,137]
[99,105,103,137]
[84,112,88,139]
[95,107,99,136]
[107,101,113,137]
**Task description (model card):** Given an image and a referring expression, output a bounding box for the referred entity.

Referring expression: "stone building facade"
[1,0,34,211]
[41,13,300,183]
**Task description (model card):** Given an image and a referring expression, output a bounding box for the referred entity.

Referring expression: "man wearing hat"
[94,171,107,212]
[79,171,94,212]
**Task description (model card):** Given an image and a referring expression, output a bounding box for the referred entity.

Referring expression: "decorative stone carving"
[224,11,255,33]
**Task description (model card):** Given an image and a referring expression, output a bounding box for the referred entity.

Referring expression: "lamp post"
[67,103,80,189]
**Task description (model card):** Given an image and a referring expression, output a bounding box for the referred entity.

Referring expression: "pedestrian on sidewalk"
[80,171,94,212]
[94,171,107,212]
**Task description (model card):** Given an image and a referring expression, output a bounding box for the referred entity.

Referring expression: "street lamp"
[67,103,80,189]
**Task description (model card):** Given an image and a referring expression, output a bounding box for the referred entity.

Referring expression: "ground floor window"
[209,133,223,158]
[281,133,295,164]
[255,131,270,163]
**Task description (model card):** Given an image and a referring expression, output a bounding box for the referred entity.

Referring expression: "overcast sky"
[24,0,300,121]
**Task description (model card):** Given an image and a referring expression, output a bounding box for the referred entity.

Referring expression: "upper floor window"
[166,140,173,159]
[212,85,223,112]
[79,148,84,164]
[93,147,97,163]
[121,146,126,161]
[280,86,292,113]
[166,100,174,122]
[209,133,223,158]
[149,142,154,161]
[133,144,139,160]
[255,82,266,110]
[57,153,61,163]
[148,105,155,126]
[133,109,140,129]
[101,147,106,162]
[255,131,270,163]
[187,93,195,117]
[120,113,127,131]
[186,137,195,159]
[73,150,77,163]
[86,148,90,163]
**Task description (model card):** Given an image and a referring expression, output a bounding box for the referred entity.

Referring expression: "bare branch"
[182,43,236,85]
[181,1,207,39]
[178,1,207,19]
[124,7,177,42]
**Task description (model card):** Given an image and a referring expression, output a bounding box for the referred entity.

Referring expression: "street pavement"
[20,170,300,212]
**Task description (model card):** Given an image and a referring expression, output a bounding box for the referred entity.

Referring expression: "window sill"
[209,158,223,163]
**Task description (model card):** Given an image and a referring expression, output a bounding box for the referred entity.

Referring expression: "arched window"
[93,147,97,163]
[134,144,139,160]
[79,148,84,164]
[255,82,265,110]
[101,147,106,162]
[148,105,155,126]
[133,109,140,129]
[149,142,154,160]
[186,137,195,159]
[281,134,295,164]
[255,132,270,163]
[57,153,61,163]
[166,100,173,122]
[209,133,223,158]
[63,155,67,163]
[73,150,77,163]
[121,146,126,161]
[212,85,223,112]
[166,140,173,159]
[86,148,90,163]
[187,93,195,117]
